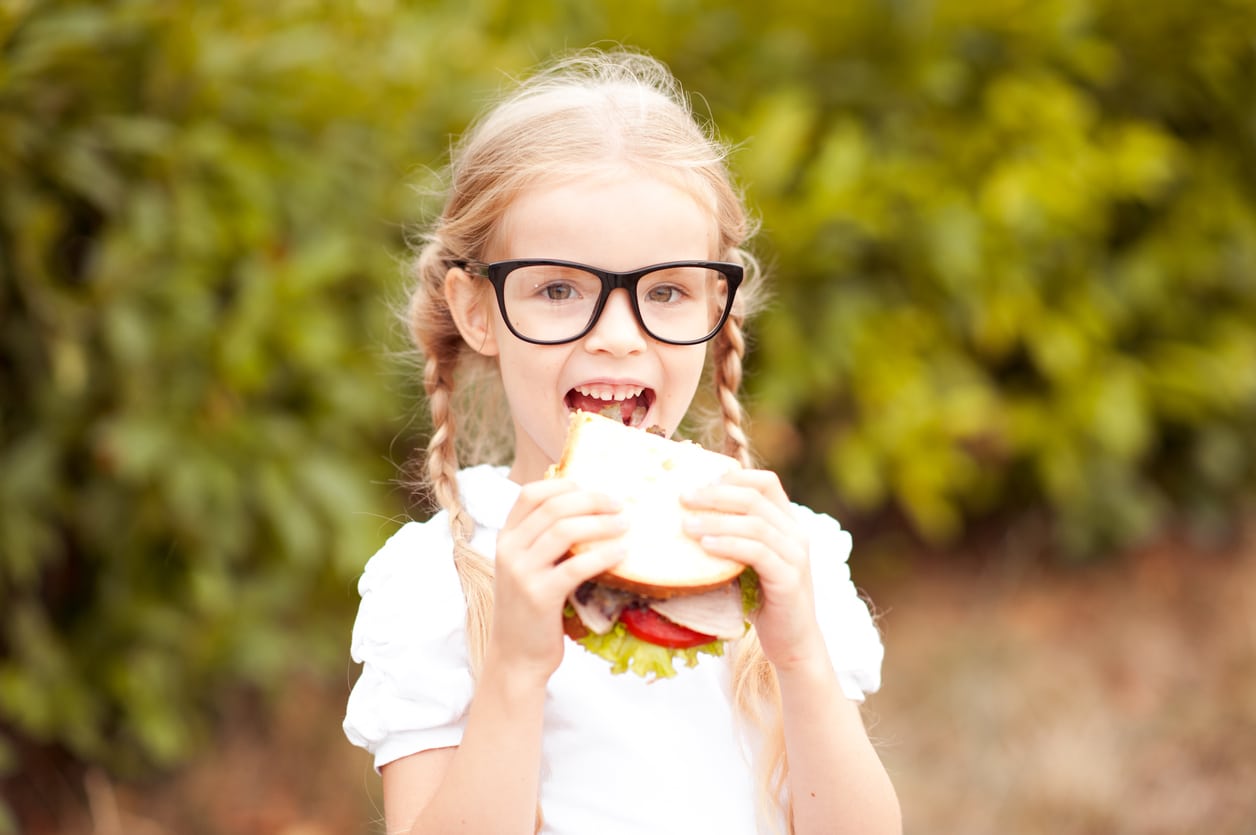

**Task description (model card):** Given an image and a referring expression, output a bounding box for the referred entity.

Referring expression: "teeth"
[575,385,645,402]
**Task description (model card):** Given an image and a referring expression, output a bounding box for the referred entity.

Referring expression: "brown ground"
[19,523,1256,834]
[865,525,1256,835]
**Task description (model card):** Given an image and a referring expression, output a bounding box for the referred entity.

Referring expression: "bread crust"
[591,566,741,598]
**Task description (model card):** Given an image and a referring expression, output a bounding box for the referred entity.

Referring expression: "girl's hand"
[489,478,628,680]
[680,469,826,673]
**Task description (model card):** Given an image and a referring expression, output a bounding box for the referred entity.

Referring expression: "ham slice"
[648,579,746,640]
[569,577,748,641]
[569,582,635,635]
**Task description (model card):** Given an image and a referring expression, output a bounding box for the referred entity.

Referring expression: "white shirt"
[343,465,884,834]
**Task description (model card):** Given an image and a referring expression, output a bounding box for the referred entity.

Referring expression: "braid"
[414,260,497,678]
[713,314,752,467]
[423,353,475,542]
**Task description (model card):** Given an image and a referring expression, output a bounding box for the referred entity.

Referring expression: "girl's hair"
[406,48,790,832]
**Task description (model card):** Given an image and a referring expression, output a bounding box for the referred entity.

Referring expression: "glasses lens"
[501,264,603,342]
[636,265,730,343]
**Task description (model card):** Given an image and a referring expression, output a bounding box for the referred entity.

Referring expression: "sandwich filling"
[569,578,746,641]
[564,385,654,427]
[564,569,761,679]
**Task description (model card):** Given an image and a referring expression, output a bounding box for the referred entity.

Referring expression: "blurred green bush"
[0,0,527,800]
[2,0,1255,810]
[690,0,1256,556]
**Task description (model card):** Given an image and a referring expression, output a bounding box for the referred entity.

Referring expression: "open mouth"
[565,385,655,428]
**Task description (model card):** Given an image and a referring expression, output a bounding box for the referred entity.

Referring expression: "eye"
[540,281,579,301]
[644,284,686,304]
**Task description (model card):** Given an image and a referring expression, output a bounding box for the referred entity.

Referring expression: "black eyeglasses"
[455,258,743,346]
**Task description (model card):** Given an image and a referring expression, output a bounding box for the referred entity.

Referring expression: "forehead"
[491,171,719,270]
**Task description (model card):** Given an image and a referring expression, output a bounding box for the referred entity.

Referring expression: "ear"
[444,266,500,357]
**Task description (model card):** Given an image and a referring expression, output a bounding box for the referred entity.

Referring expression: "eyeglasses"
[456,258,743,346]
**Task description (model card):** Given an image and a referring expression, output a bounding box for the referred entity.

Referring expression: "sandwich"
[549,410,760,679]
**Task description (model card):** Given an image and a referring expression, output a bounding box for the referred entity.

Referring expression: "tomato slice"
[619,607,716,649]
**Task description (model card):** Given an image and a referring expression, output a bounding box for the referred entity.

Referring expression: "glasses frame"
[456,258,744,346]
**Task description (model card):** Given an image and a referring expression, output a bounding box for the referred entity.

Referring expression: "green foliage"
[457,0,1256,555]
[713,0,1256,555]
[0,0,528,780]
[588,0,1256,555]
[3,0,1256,802]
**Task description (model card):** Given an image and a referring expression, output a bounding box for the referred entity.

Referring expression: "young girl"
[343,49,901,835]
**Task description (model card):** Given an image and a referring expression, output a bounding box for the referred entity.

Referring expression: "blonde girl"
[343,48,900,835]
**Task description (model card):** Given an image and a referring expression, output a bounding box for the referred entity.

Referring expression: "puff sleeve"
[342,516,475,770]
[794,504,885,701]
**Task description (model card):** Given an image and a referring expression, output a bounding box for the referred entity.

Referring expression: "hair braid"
[422,353,473,540]
[413,260,497,677]
[713,314,752,468]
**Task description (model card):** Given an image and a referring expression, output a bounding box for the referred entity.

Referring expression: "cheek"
[678,344,710,385]
[495,343,565,399]
[660,347,710,418]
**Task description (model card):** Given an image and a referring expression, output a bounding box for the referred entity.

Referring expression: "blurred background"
[2,0,1255,832]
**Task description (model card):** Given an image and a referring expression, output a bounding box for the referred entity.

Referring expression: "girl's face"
[479,171,717,484]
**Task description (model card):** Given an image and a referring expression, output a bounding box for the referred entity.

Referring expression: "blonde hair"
[406,48,790,832]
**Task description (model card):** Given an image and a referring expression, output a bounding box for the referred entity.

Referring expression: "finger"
[506,483,624,548]
[532,513,629,562]
[685,517,810,577]
[681,508,781,549]
[502,478,577,529]
[505,478,589,520]
[508,478,625,520]
[720,468,792,503]
[684,468,789,507]
[498,513,629,583]
[682,482,794,536]
[695,532,814,609]
[686,532,780,573]
[554,541,628,588]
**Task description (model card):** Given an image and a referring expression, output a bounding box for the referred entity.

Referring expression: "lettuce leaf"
[739,567,762,615]
[575,621,725,679]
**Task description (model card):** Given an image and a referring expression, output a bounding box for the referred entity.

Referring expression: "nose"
[582,288,647,355]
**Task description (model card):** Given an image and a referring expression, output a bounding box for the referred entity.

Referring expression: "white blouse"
[343,464,884,835]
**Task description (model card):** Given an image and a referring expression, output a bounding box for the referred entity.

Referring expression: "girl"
[343,49,901,835]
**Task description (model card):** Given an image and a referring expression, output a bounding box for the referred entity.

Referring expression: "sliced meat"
[569,582,637,635]
[648,580,745,640]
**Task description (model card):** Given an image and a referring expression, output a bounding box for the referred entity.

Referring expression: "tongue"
[569,393,647,427]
